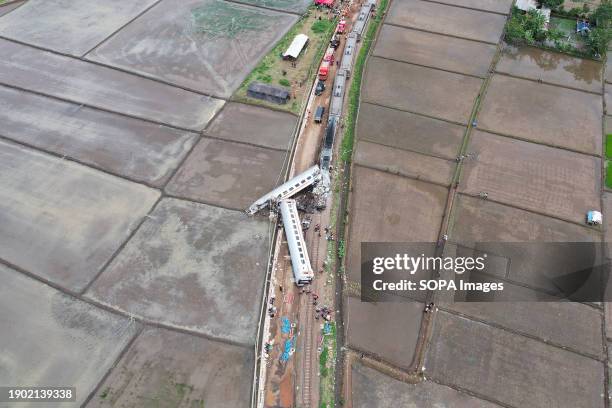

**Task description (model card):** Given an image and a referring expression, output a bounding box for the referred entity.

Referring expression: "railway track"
[300,212,323,407]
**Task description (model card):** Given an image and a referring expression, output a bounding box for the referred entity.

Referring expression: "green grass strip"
[606,161,612,189]
[606,134,612,159]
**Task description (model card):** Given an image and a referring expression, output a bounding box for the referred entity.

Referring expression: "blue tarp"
[280,337,294,362]
[281,317,291,335]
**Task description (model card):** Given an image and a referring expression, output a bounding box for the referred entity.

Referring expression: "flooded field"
[354,140,455,186]
[0,0,158,55]
[0,140,159,292]
[88,0,296,98]
[356,102,465,160]
[204,102,296,150]
[362,57,482,124]
[86,198,270,344]
[478,75,602,154]
[386,0,507,44]
[497,46,603,93]
[0,265,139,407]
[0,86,197,186]
[0,39,223,130]
[166,138,286,210]
[374,25,497,77]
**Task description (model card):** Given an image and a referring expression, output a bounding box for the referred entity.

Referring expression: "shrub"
[257,74,272,83]
[592,1,612,28]
[505,8,547,44]
[279,78,291,87]
[586,26,611,56]
[542,0,563,9]
[312,20,333,34]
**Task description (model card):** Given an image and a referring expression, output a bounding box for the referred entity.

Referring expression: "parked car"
[314,106,325,123]
[315,80,326,96]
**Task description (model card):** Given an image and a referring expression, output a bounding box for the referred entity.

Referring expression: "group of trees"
[505,0,611,57]
[505,8,548,45]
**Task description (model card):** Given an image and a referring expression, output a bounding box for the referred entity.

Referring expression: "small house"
[247,82,290,105]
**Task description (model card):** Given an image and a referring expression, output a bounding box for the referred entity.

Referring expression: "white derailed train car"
[279,199,314,286]
[246,165,322,215]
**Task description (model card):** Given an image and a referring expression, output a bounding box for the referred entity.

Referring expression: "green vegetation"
[319,321,337,408]
[99,388,110,400]
[505,3,612,59]
[340,0,389,163]
[191,1,273,39]
[543,0,564,8]
[234,7,337,114]
[592,0,612,28]
[312,19,334,34]
[337,239,345,259]
[505,8,549,45]
[606,163,612,189]
[606,134,612,158]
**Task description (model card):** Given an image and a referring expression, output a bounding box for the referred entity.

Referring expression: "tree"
[523,9,548,42]
[592,1,612,29]
[586,26,612,56]
[506,15,527,44]
[542,0,563,10]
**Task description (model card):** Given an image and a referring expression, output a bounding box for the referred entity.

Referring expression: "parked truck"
[318,60,330,81]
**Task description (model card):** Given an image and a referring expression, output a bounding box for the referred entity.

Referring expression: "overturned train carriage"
[279,199,314,286]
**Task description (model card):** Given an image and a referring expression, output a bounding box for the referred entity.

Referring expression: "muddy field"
[346,166,448,282]
[345,296,423,369]
[362,57,482,124]
[0,265,139,407]
[478,75,602,154]
[88,328,253,408]
[205,102,296,150]
[351,362,499,407]
[356,102,465,160]
[386,0,507,44]
[450,194,601,291]
[425,311,605,408]
[497,46,603,93]
[0,140,159,292]
[354,140,455,186]
[459,130,601,223]
[374,25,497,78]
[428,0,513,14]
[88,0,296,98]
[86,198,269,344]
[0,0,158,56]
[165,138,286,210]
[0,39,223,130]
[0,86,197,186]
[437,283,603,357]
[0,1,25,17]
